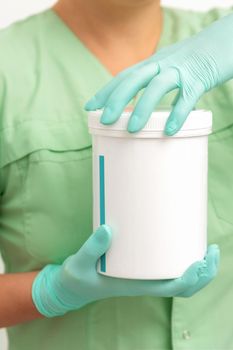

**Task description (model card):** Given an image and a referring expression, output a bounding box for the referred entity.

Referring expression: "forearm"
[0,271,44,328]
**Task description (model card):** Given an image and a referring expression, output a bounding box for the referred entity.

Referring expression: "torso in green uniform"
[0,7,233,350]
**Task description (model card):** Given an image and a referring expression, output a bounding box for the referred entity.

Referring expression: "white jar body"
[92,134,208,280]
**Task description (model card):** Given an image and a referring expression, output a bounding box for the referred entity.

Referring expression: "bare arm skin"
[0,271,44,328]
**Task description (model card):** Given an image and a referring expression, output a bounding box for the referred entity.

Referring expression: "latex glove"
[85,13,233,135]
[32,225,220,317]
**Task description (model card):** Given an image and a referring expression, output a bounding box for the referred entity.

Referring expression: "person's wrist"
[31,264,69,318]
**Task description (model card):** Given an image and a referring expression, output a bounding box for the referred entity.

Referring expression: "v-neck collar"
[48,7,168,78]
[47,8,112,80]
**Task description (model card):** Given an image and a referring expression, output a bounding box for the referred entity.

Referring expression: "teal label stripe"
[99,155,106,272]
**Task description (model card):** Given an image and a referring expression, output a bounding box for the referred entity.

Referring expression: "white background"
[0,0,232,349]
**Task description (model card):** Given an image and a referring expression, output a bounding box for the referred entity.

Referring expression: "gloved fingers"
[68,225,112,271]
[99,62,160,125]
[140,255,216,297]
[164,86,203,136]
[127,68,179,133]
[102,259,201,298]
[176,244,220,297]
[97,245,219,298]
[85,59,149,111]
[85,36,192,112]
[150,260,204,297]
[154,259,209,297]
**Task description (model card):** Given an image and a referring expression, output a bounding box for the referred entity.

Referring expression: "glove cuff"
[32,264,69,318]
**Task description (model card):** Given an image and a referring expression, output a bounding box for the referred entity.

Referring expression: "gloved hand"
[32,225,220,317]
[85,13,233,135]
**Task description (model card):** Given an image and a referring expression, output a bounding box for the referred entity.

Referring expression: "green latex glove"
[32,225,220,317]
[85,13,233,135]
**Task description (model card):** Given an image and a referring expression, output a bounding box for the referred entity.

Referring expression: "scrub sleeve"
[0,6,233,350]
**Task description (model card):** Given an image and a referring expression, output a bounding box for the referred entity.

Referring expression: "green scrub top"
[0,6,233,350]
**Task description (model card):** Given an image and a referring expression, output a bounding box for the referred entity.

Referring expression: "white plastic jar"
[88,109,212,279]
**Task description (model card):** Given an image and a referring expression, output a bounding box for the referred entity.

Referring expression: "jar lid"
[88,109,212,138]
